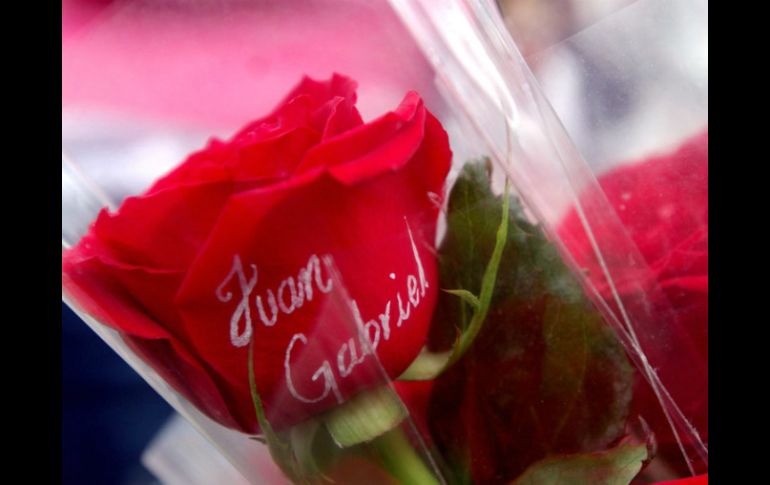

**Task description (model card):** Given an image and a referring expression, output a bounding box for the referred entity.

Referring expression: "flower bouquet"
[62,1,707,484]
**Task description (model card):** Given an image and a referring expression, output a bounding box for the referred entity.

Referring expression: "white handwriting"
[220,219,431,406]
[285,333,344,404]
[216,253,334,347]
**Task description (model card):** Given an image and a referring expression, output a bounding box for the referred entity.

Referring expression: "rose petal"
[64,231,257,431]
[558,129,708,474]
[230,123,320,179]
[175,101,450,430]
[63,251,172,341]
[654,473,708,485]
[226,73,361,152]
[63,75,451,435]
[316,95,364,140]
[146,138,233,194]
[90,181,264,271]
[147,74,362,193]
[597,130,708,265]
[123,334,248,431]
[296,91,425,183]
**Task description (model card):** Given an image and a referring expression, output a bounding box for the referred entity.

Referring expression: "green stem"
[399,180,511,381]
[451,179,510,363]
[248,338,283,447]
[367,426,442,485]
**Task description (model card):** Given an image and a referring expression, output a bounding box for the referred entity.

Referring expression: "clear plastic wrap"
[62,1,707,483]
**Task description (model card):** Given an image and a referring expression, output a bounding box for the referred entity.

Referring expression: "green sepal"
[248,339,332,483]
[324,386,407,448]
[366,426,442,485]
[398,346,454,381]
[442,289,480,311]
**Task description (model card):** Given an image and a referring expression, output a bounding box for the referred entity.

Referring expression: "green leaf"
[424,161,635,482]
[512,440,648,485]
[539,297,633,449]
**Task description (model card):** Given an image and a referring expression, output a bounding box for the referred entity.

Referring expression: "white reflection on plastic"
[61,153,116,248]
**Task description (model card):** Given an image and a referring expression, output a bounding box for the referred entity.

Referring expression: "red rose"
[654,474,708,485]
[62,74,452,433]
[559,129,708,472]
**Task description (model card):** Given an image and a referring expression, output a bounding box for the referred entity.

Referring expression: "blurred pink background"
[62,0,438,133]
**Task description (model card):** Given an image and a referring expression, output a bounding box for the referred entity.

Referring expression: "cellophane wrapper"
[62,0,707,483]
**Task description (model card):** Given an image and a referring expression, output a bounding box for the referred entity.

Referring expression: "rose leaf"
[511,439,648,485]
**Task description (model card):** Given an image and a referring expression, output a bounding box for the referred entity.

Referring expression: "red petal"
[90,181,261,271]
[297,91,425,182]
[654,474,708,485]
[558,129,708,473]
[225,73,359,148]
[175,110,450,430]
[147,74,362,193]
[63,246,248,430]
[63,75,450,434]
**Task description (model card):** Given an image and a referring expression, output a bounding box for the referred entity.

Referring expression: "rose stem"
[366,425,442,485]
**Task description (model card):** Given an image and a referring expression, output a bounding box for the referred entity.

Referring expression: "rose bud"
[62,73,452,436]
